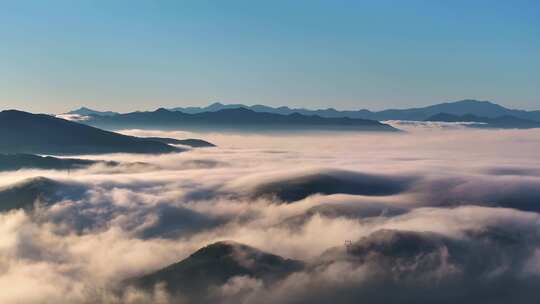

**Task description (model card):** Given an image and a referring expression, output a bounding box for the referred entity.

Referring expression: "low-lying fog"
[1,125,540,303]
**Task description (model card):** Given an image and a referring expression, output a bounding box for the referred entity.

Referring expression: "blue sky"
[1,0,538,113]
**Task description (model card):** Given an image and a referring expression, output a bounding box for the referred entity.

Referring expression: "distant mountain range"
[425,113,540,129]
[0,110,180,155]
[66,106,119,117]
[65,100,540,130]
[83,107,399,132]
[168,99,540,122]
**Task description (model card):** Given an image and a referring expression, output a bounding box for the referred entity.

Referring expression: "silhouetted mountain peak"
[209,101,225,107]
[135,240,303,297]
[189,240,257,260]
[154,107,171,113]
[184,240,302,273]
[65,107,119,117]
[10,176,57,189]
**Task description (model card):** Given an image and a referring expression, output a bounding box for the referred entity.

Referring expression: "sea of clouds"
[1,126,540,303]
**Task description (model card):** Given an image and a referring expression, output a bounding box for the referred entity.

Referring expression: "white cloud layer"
[1,127,540,303]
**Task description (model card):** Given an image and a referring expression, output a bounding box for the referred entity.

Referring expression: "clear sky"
[1,0,538,113]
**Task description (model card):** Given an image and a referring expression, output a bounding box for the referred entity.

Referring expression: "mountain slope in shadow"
[0,110,179,155]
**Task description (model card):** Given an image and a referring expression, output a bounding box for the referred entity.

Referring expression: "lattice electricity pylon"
[344,240,352,252]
